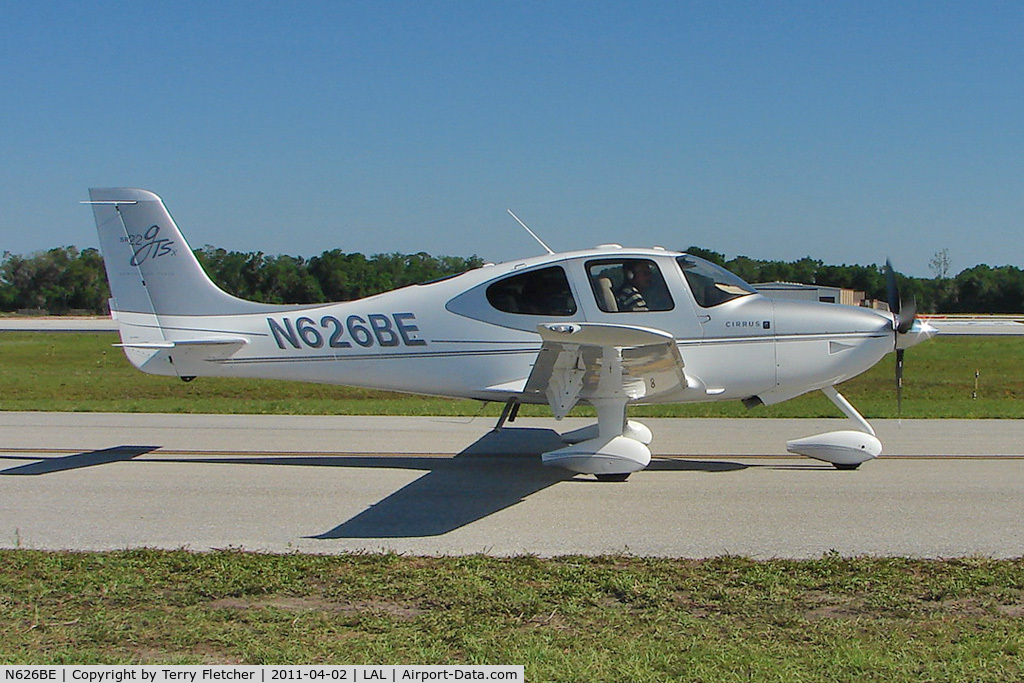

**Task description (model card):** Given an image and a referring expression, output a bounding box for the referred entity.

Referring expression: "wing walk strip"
[1,448,1020,461]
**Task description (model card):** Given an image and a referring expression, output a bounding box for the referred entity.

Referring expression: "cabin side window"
[585,259,674,313]
[485,266,577,316]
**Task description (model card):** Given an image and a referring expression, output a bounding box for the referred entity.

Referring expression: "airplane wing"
[923,316,1024,336]
[522,322,694,418]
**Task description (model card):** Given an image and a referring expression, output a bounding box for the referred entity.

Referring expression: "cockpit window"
[586,259,674,313]
[677,255,757,307]
[486,266,577,316]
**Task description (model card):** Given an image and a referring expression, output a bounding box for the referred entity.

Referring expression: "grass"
[0,332,1021,418]
[3,337,1022,676]
[0,550,1021,678]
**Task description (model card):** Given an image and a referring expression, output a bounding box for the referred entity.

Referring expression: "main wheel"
[595,473,631,482]
[832,463,861,471]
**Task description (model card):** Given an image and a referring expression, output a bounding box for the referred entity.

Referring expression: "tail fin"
[87,188,273,317]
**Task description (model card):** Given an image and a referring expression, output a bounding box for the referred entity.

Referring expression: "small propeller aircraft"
[86,188,938,480]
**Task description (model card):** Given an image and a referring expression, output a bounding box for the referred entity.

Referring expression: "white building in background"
[753,281,866,307]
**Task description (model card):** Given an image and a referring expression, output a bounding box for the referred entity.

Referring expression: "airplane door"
[574,256,705,341]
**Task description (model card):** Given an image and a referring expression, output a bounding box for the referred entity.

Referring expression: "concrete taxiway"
[0,316,117,332]
[1,412,1022,558]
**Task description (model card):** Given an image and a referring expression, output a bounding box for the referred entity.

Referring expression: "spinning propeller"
[884,259,917,418]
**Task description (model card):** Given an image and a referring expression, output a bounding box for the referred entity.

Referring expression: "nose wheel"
[785,386,882,468]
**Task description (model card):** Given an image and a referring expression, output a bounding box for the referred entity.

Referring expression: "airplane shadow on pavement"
[0,445,159,475]
[309,429,750,538]
[1,429,754,538]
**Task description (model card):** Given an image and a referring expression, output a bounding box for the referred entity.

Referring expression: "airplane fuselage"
[115,247,896,408]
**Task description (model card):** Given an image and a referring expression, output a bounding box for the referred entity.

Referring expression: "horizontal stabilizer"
[114,337,248,377]
[115,337,249,350]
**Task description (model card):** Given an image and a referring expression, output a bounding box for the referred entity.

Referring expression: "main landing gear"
[493,396,651,481]
[540,396,652,479]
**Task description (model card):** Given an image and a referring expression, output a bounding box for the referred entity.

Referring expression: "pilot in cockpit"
[617,261,653,312]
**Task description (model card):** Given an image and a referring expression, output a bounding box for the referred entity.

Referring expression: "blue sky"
[2,1,1022,276]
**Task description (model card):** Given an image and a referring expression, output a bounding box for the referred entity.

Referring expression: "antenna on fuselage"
[507,209,554,255]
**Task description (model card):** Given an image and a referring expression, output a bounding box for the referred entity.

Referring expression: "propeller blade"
[884,259,900,319]
[897,295,917,334]
[885,259,918,335]
[885,259,915,422]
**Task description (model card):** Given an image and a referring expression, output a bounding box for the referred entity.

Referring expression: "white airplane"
[86,188,938,480]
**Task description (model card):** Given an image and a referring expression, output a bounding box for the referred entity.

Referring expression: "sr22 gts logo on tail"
[268,313,426,350]
[120,225,177,266]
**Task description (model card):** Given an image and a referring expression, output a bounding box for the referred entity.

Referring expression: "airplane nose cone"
[896,319,938,350]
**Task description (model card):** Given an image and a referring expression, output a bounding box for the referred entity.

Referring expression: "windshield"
[677,255,757,308]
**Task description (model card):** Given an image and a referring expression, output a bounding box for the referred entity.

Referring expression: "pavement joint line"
[0,448,455,458]
[1,447,1022,460]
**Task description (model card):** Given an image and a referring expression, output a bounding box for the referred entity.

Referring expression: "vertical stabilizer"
[88,188,272,316]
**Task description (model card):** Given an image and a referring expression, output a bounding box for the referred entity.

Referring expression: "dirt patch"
[994,602,1024,618]
[207,596,425,620]
[934,597,994,617]
[129,644,243,665]
[523,610,575,632]
[801,591,869,621]
[672,592,711,618]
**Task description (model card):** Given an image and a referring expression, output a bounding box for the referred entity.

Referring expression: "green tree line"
[0,246,484,314]
[2,245,1022,314]
[686,246,1024,314]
